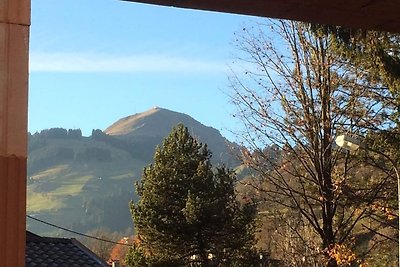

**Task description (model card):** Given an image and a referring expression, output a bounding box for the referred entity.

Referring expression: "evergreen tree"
[127,124,256,267]
[310,25,400,124]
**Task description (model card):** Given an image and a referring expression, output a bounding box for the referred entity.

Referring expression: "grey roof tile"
[26,231,109,267]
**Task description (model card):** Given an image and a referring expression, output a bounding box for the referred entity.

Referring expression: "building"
[1,0,399,266]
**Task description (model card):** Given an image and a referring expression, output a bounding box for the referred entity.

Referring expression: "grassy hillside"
[27,132,145,235]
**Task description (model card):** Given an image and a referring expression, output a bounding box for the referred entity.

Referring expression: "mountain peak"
[103,107,240,163]
[104,108,195,137]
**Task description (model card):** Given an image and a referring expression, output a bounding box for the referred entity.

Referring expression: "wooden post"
[0,0,30,266]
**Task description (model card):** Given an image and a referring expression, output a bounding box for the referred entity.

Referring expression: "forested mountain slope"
[27,107,241,235]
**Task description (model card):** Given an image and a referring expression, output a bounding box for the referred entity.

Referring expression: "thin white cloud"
[29,52,228,74]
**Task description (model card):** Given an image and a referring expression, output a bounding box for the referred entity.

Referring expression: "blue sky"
[29,0,261,141]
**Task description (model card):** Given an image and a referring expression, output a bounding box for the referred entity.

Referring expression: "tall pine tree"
[127,124,256,267]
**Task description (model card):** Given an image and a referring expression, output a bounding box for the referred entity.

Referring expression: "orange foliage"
[108,236,137,266]
[327,243,367,266]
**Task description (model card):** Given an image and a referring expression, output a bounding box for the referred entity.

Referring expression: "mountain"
[27,108,241,236]
[105,107,240,166]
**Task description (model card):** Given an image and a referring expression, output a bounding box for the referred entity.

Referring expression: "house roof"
[122,0,400,33]
[26,231,110,267]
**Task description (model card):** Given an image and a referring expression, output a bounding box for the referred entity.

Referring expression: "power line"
[27,215,131,246]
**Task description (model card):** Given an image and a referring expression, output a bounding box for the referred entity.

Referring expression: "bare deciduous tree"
[230,20,396,267]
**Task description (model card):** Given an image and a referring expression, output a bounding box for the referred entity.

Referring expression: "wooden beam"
[0,0,30,266]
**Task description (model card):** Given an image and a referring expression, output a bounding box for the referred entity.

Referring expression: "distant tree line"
[31,128,83,139]
[91,129,136,157]
[91,129,160,163]
[75,147,112,162]
[28,145,113,175]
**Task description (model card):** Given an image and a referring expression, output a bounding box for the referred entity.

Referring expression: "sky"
[29,0,263,141]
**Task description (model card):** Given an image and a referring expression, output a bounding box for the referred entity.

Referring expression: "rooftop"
[26,231,110,267]
[123,0,400,33]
